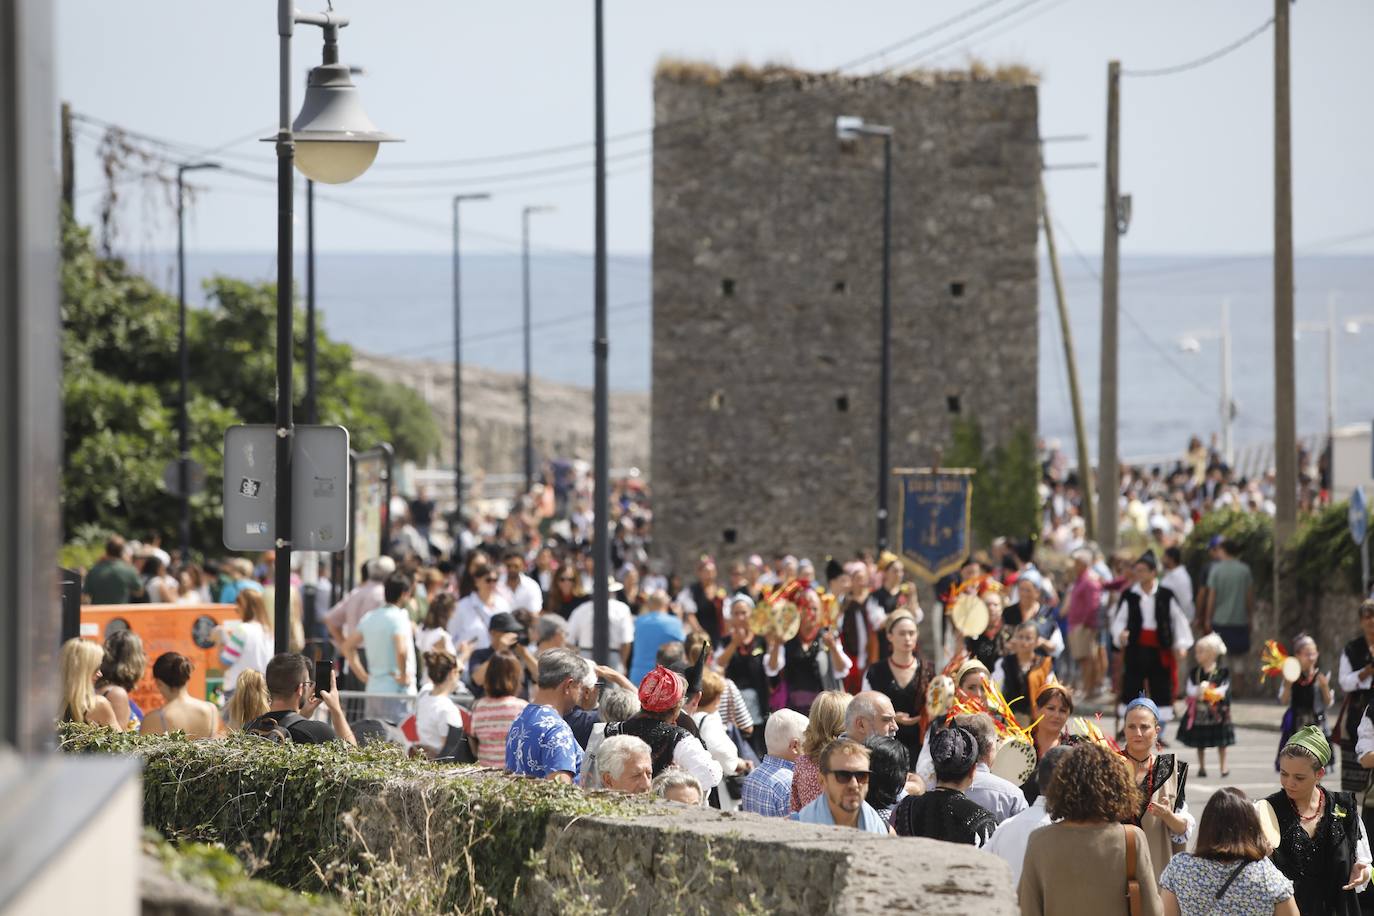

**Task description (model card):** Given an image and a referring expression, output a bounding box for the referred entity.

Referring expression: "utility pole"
[520,204,554,495]
[452,192,490,514]
[304,179,317,424]
[1273,0,1296,556]
[1097,60,1122,554]
[591,0,611,666]
[1040,178,1094,542]
[60,101,74,209]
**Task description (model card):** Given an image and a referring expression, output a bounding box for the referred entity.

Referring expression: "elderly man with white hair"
[844,691,899,744]
[595,734,653,794]
[740,709,807,817]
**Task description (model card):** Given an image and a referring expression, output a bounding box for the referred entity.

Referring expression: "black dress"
[1175,665,1235,749]
[1266,786,1363,916]
[864,657,928,765]
[892,787,997,846]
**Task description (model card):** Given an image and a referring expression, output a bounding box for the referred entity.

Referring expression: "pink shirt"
[1067,572,1103,629]
[472,695,528,769]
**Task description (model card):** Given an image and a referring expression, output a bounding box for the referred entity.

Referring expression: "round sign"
[191,615,218,650]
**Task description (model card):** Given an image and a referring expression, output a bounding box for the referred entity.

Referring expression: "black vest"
[1267,787,1361,916]
[1343,638,1374,744]
[604,715,691,776]
[1122,585,1176,650]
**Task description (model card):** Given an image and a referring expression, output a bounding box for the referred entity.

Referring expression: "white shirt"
[416,627,456,686]
[1110,583,1194,652]
[222,620,272,692]
[416,686,463,754]
[986,796,1053,886]
[497,573,543,615]
[672,729,724,793]
[566,598,635,672]
[1161,565,1195,621]
[447,591,511,650]
[762,642,853,681]
[967,763,1029,825]
[1340,649,1374,694]
[692,710,740,777]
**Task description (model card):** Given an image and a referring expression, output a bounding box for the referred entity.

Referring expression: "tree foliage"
[943,416,1041,548]
[60,216,439,555]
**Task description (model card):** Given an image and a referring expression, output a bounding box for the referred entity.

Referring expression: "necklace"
[1291,792,1323,822]
[1125,750,1152,767]
[889,656,917,670]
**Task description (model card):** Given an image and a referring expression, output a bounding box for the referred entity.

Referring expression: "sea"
[137,250,1374,466]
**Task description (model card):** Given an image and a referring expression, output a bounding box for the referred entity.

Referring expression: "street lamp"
[176,161,220,563]
[1177,298,1236,467]
[267,0,398,653]
[836,115,895,552]
[453,192,490,514]
[305,64,366,427]
[521,204,555,495]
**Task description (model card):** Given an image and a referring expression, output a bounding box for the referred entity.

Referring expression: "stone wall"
[526,803,1017,915]
[651,64,1041,573]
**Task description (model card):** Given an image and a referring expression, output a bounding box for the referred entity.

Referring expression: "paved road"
[1172,724,1280,812]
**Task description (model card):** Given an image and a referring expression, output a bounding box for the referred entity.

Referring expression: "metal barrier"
[335,685,474,725]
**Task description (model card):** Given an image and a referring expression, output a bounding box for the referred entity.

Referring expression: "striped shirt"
[718,678,755,733]
[471,695,528,769]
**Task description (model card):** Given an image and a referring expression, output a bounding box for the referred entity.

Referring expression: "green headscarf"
[1285,725,1332,768]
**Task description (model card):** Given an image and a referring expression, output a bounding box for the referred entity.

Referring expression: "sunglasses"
[827,769,870,785]
[485,574,500,582]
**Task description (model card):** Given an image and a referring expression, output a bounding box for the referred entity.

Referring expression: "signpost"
[1352,485,1369,596]
[222,425,350,553]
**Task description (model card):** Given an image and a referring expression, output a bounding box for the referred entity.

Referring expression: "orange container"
[80,603,238,712]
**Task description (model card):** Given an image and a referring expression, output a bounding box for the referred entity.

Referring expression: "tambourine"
[990,737,1037,785]
[950,593,991,638]
[926,675,956,719]
[1255,799,1281,849]
[1281,656,1302,683]
[749,598,801,642]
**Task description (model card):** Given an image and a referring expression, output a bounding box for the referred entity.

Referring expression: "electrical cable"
[1122,18,1274,78]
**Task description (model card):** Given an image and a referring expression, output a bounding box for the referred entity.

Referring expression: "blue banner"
[899,472,973,582]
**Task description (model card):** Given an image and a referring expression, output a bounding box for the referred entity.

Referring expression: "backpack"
[245,712,304,743]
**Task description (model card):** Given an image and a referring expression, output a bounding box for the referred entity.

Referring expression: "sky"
[57,0,1374,258]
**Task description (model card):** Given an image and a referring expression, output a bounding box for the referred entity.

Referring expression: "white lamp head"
[292,62,399,184]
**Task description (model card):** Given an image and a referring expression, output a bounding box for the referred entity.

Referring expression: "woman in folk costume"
[1022,681,1074,804]
[1175,632,1236,779]
[1265,726,1372,915]
[963,579,1011,672]
[862,609,929,765]
[1277,635,1332,771]
[1334,600,1374,795]
[1110,550,1194,727]
[763,585,851,714]
[991,621,1055,729]
[1120,696,1195,882]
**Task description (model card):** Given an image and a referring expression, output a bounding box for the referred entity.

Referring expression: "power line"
[918,0,1077,67]
[380,298,651,359]
[878,0,1053,72]
[1051,217,1216,399]
[1122,17,1274,78]
[832,0,1011,71]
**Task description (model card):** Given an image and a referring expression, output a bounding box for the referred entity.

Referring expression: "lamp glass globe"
[294,140,379,184]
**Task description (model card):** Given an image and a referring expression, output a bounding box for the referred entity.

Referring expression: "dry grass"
[655,56,1038,87]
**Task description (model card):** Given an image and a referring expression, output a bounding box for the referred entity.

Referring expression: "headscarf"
[729,593,756,612]
[1124,696,1160,723]
[955,658,990,688]
[1285,724,1332,768]
[638,665,686,714]
[930,724,979,781]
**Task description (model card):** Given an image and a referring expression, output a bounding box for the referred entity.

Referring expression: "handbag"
[1123,825,1143,916]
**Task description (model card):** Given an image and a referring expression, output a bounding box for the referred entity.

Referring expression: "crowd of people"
[63,439,1374,914]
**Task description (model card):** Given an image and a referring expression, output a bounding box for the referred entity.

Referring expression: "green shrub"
[1287,500,1369,596]
[943,417,1040,547]
[143,828,338,914]
[60,724,629,913]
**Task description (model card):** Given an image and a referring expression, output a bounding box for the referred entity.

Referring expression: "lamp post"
[452,192,490,513]
[1178,298,1236,468]
[836,115,895,552]
[1297,292,1350,449]
[304,65,365,427]
[591,0,610,666]
[269,0,397,653]
[176,161,219,563]
[521,204,554,495]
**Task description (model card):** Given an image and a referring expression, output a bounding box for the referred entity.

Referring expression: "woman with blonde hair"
[789,689,851,812]
[60,638,120,728]
[223,669,270,731]
[214,589,273,703]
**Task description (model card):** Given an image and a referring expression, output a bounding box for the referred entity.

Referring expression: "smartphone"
[315,658,335,697]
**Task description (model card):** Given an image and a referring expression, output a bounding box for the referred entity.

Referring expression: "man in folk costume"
[838,561,884,694]
[1110,550,1194,727]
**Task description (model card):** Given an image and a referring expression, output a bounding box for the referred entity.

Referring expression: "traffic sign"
[1350,485,1368,547]
[222,425,350,552]
[162,458,206,497]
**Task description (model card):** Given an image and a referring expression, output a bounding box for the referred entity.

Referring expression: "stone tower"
[651,62,1041,573]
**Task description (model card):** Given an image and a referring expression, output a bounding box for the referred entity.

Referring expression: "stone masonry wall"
[652,65,1040,573]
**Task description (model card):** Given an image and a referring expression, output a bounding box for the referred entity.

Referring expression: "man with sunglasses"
[792,738,889,834]
[248,653,356,745]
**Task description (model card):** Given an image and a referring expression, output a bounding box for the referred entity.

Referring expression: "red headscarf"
[638,665,686,713]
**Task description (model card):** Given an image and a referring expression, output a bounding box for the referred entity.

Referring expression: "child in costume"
[1175,633,1234,778]
[1277,634,1333,771]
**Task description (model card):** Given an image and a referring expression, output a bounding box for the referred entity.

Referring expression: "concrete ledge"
[525,803,1017,915]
